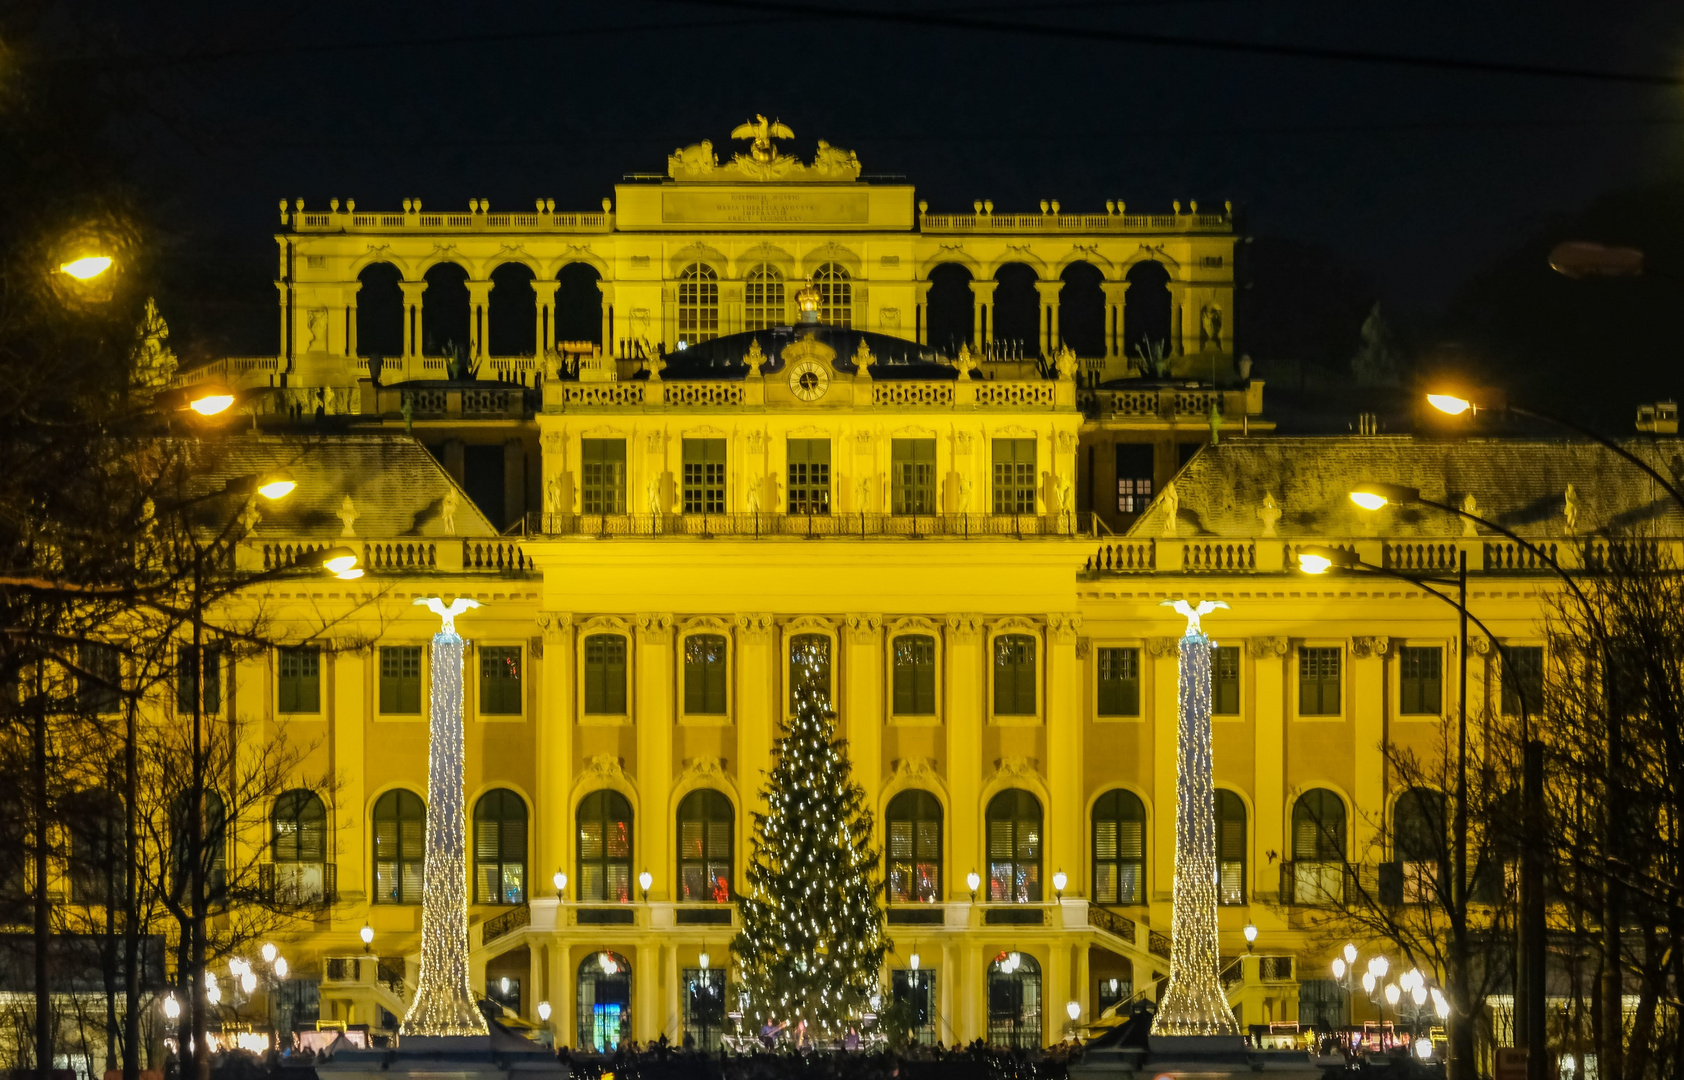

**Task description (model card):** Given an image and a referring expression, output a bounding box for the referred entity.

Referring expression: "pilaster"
[915,280,933,345]
[532,279,560,355]
[399,280,427,361]
[467,279,493,358]
[1102,281,1130,360]
[843,615,884,811]
[1046,613,1082,886]
[1248,636,1289,902]
[969,279,998,347]
[596,280,616,356]
[1350,636,1389,858]
[1147,636,1179,903]
[635,613,674,902]
[735,613,776,861]
[536,614,574,889]
[331,647,367,903]
[944,614,985,899]
[1034,281,1062,356]
[635,942,658,1042]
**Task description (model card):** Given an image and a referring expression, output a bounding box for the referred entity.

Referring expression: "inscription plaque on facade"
[662,189,869,225]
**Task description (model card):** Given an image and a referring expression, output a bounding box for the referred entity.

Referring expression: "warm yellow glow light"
[258,477,296,500]
[322,550,359,574]
[189,393,236,417]
[1428,394,1473,416]
[1349,491,1389,511]
[335,568,365,581]
[60,256,113,280]
[1298,553,1333,575]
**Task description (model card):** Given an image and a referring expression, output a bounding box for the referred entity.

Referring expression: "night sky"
[31,0,1684,404]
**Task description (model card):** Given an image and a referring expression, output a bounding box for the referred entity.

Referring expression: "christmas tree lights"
[1151,600,1243,1038]
[400,597,489,1038]
[731,659,887,1036]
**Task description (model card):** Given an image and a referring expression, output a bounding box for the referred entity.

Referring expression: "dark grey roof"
[660,325,958,380]
[192,435,498,538]
[1128,436,1684,539]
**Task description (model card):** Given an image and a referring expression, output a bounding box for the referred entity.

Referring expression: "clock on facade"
[788,360,830,401]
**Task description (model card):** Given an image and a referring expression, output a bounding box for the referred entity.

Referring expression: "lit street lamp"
[966,870,981,901]
[59,256,113,280]
[639,870,653,902]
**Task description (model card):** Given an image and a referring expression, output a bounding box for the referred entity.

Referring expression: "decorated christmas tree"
[731,665,887,1040]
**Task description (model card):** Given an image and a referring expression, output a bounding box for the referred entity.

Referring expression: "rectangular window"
[1502,646,1545,716]
[786,438,831,515]
[993,634,1037,716]
[278,647,321,714]
[891,438,936,515]
[379,646,422,714]
[892,634,937,715]
[790,634,831,710]
[683,634,728,714]
[584,635,628,715]
[177,644,224,715]
[1399,646,1442,715]
[78,642,122,715]
[681,438,726,515]
[892,970,939,1046]
[1211,645,1240,715]
[1096,647,1140,717]
[1116,444,1154,513]
[479,646,522,715]
[991,438,1037,515]
[1298,647,1341,716]
[581,438,627,515]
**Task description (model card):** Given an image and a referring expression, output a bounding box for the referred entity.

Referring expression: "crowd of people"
[556,1035,1082,1080]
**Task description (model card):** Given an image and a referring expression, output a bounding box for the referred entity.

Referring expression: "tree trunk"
[123,696,140,1080]
[35,662,51,1080]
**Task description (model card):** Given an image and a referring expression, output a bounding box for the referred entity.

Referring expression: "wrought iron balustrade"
[538,511,1091,539]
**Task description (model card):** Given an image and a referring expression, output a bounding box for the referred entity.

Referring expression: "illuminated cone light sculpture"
[400,596,490,1037]
[1151,599,1243,1039]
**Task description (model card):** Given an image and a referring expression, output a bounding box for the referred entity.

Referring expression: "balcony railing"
[286,204,614,233]
[920,211,1231,234]
[537,511,1092,539]
[482,902,530,944]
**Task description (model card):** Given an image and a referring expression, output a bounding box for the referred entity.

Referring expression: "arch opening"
[421,262,470,359]
[925,264,973,354]
[557,263,603,348]
[992,263,1040,358]
[1059,260,1105,357]
[1123,260,1172,368]
[356,262,404,360]
[487,262,536,357]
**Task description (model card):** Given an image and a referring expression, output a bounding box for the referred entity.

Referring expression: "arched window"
[1092,790,1146,906]
[813,262,851,327]
[67,789,124,905]
[790,633,831,710]
[373,789,425,904]
[170,789,228,905]
[578,791,633,903]
[678,264,719,344]
[987,951,1042,1048]
[744,264,785,331]
[272,789,327,903]
[473,789,527,904]
[1216,790,1247,905]
[1290,788,1346,904]
[886,790,942,903]
[355,262,404,359]
[677,790,733,902]
[986,789,1042,903]
[1393,787,1446,904]
[577,952,632,1052]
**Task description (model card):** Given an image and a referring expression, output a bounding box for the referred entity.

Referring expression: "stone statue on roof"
[745,338,767,377]
[1563,484,1579,535]
[338,496,358,537]
[1257,492,1281,537]
[731,115,793,163]
[1055,345,1078,381]
[1161,481,1179,538]
[1461,495,1479,537]
[130,298,177,397]
[441,487,458,536]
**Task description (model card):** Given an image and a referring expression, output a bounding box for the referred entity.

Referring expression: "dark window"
[683,968,727,1051]
[474,788,527,904]
[582,439,627,515]
[892,634,937,715]
[993,634,1037,715]
[681,438,726,515]
[677,789,733,902]
[886,790,942,903]
[278,647,321,714]
[1290,788,1345,904]
[678,264,719,343]
[171,790,228,904]
[1502,645,1545,716]
[1115,444,1154,514]
[463,444,506,530]
[584,634,627,714]
[1212,645,1240,714]
[78,642,122,715]
[1298,647,1341,715]
[892,969,939,1045]
[373,789,425,904]
[177,643,224,715]
[1097,647,1140,717]
[272,789,328,902]
[379,646,422,714]
[1216,790,1246,905]
[577,791,633,903]
[787,438,831,515]
[683,634,728,715]
[987,953,1042,1049]
[891,438,936,515]
[1178,441,1203,468]
[992,438,1036,515]
[1092,789,1146,905]
[986,789,1042,902]
[1394,787,1446,904]
[480,645,522,715]
[1399,646,1442,715]
[790,633,831,710]
[67,790,124,904]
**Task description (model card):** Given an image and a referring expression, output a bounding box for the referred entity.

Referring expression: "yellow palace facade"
[154,123,1651,1053]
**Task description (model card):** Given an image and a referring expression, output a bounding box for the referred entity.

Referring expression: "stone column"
[944,615,985,900]
[467,279,493,359]
[735,614,776,864]
[635,614,674,903]
[1047,946,1071,1045]
[1168,282,1187,356]
[1249,637,1289,902]
[596,281,616,356]
[1046,614,1082,885]
[400,280,428,364]
[1034,281,1063,356]
[1351,637,1389,859]
[557,944,577,1048]
[843,615,885,812]
[536,614,574,895]
[663,943,680,1042]
[275,281,291,364]
[533,278,560,358]
[969,279,998,348]
[347,280,362,359]
[635,942,658,1042]
[914,280,933,345]
[1102,282,1130,360]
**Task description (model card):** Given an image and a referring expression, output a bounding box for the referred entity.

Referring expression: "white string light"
[400,602,490,1038]
[1151,602,1243,1038]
